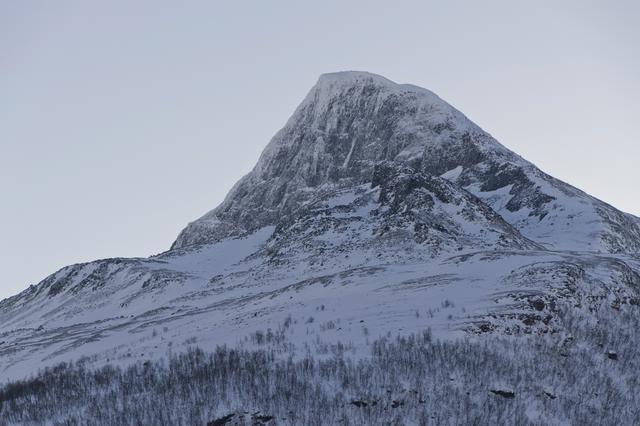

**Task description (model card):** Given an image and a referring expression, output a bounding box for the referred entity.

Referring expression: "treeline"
[1,304,639,425]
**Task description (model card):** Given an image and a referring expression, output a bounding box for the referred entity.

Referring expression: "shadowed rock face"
[369,162,538,250]
[261,162,539,266]
[172,71,640,256]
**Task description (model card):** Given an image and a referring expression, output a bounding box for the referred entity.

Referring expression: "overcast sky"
[1,1,638,300]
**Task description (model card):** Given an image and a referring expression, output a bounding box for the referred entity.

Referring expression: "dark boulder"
[490,389,515,399]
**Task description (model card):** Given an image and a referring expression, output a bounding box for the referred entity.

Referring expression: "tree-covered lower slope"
[2,303,638,426]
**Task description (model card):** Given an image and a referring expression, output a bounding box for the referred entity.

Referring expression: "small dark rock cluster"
[208,412,275,426]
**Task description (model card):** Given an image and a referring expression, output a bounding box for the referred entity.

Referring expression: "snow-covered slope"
[1,71,639,385]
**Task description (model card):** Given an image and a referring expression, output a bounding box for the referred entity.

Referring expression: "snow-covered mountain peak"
[313,70,447,96]
[294,70,466,132]
[173,72,494,248]
[173,72,640,254]
[315,70,396,88]
[309,71,441,103]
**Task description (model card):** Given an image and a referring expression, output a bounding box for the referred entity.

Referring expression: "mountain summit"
[173,71,640,255]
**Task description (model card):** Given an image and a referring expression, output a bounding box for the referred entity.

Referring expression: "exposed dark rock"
[477,322,495,333]
[253,414,275,423]
[490,389,515,399]
[208,413,235,426]
[391,400,405,408]
[207,412,274,425]
[521,314,537,326]
[530,298,546,311]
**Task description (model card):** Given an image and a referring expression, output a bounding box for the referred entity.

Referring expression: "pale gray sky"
[1,1,638,300]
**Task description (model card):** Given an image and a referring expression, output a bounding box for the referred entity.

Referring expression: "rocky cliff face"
[172,71,640,255]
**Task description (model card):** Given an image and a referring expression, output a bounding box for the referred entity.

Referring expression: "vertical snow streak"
[342,138,357,168]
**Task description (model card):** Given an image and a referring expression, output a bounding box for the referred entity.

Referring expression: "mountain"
[2,71,640,425]
[173,71,640,254]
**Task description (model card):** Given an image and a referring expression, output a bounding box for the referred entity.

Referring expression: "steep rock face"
[264,162,538,267]
[172,71,640,255]
[172,71,504,248]
[368,162,538,251]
